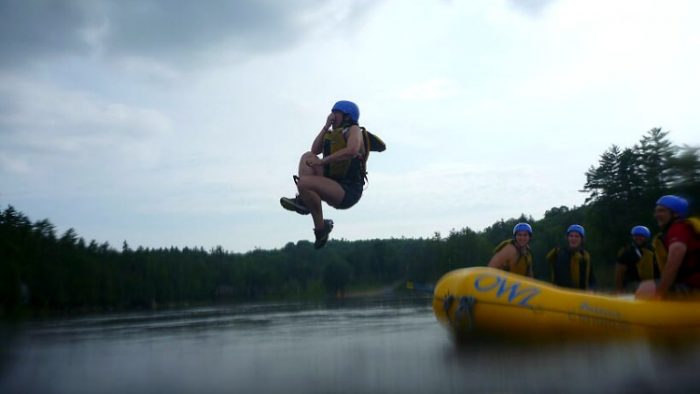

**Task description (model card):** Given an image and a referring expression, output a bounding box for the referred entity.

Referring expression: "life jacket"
[635,245,657,280]
[617,243,658,281]
[547,247,592,290]
[652,233,667,272]
[653,217,700,279]
[322,126,386,183]
[493,239,532,276]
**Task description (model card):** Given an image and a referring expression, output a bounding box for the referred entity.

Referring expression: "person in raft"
[280,100,366,249]
[636,195,700,299]
[487,222,534,277]
[546,224,597,290]
[614,225,659,292]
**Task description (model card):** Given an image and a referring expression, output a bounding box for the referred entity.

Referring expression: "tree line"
[1,128,698,316]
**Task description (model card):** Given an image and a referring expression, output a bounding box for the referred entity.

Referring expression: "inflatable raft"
[433,267,700,340]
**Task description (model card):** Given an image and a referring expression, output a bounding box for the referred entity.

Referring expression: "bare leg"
[282,152,331,217]
[298,152,323,177]
[297,175,345,229]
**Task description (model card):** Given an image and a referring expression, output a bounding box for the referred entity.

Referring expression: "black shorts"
[336,180,363,209]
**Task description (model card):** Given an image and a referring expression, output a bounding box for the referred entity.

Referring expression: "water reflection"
[1,296,699,393]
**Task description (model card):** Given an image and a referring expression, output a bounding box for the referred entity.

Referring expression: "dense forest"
[1,128,698,316]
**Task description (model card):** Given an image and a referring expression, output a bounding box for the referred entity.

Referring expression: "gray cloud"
[99,0,315,58]
[0,75,170,167]
[507,0,557,17]
[0,0,376,67]
[0,0,94,65]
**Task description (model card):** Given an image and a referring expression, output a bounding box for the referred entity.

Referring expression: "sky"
[1,0,699,253]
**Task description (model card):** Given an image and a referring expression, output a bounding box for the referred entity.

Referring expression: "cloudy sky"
[2,0,699,252]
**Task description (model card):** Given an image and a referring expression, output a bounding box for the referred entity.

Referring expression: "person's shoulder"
[616,245,629,259]
[502,242,518,254]
[668,220,693,243]
[493,239,514,254]
[619,243,639,254]
[669,220,691,232]
[344,125,362,138]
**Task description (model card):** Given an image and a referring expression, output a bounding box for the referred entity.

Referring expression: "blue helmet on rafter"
[656,195,689,218]
[332,100,360,122]
[512,223,533,236]
[567,224,585,237]
[630,225,651,239]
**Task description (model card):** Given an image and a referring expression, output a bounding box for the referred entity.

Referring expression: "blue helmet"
[331,100,360,122]
[630,225,651,239]
[656,195,689,218]
[566,224,585,237]
[512,223,532,236]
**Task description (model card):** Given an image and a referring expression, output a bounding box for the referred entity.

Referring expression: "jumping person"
[488,222,534,277]
[280,101,367,249]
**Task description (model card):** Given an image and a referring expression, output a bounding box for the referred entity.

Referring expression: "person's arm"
[488,245,514,270]
[614,264,627,292]
[655,242,688,298]
[311,114,334,155]
[310,125,362,166]
[545,248,557,282]
[614,247,632,292]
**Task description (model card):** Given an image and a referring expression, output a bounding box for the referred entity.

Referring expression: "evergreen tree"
[636,127,675,199]
[1,127,697,315]
[667,145,700,200]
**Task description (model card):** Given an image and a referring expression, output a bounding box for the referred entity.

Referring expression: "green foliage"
[579,128,700,286]
[1,128,698,315]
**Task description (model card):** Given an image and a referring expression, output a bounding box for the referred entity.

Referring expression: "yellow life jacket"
[617,245,661,280]
[652,233,667,272]
[547,247,592,289]
[636,247,657,280]
[688,216,700,232]
[322,126,386,182]
[493,239,532,276]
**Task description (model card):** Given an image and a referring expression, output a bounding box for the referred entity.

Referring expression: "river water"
[1,296,699,394]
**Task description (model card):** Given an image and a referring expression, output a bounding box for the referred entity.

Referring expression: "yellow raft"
[432,267,700,340]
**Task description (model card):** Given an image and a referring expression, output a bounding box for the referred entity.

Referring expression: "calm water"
[1,296,699,394]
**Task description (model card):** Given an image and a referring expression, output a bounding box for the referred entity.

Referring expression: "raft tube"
[433,267,700,340]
